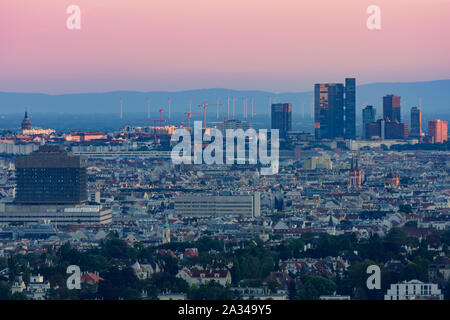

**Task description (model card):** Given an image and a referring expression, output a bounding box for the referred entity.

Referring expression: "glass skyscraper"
[271,103,292,138]
[410,106,422,138]
[314,78,355,140]
[344,78,356,139]
[362,105,376,139]
[383,94,401,122]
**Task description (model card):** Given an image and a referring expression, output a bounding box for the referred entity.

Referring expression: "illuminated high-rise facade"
[314,78,355,140]
[271,103,292,138]
[383,94,401,122]
[428,120,448,143]
[314,83,344,139]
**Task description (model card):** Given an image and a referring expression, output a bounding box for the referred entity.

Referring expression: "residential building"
[384,280,443,300]
[177,267,232,286]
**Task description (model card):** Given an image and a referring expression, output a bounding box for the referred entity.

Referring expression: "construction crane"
[184,110,201,130]
[158,108,166,127]
[198,102,222,130]
[151,118,159,143]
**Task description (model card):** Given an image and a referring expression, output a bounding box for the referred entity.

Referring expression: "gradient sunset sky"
[1,0,450,93]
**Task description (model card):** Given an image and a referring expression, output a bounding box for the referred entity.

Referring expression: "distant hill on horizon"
[1,79,450,117]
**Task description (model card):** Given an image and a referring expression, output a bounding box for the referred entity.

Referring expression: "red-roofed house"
[81,272,104,285]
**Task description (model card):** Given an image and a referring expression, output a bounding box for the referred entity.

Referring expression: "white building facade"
[384,280,443,300]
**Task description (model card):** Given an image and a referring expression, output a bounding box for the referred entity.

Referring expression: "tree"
[188,282,233,300]
[399,204,412,214]
[288,280,297,300]
[122,288,142,300]
[402,263,426,282]
[267,280,279,293]
[385,228,407,247]
[297,276,336,300]
[0,281,10,300]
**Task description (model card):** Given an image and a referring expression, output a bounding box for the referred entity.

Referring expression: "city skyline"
[1,0,450,307]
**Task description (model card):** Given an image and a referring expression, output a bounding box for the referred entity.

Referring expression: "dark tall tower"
[383,94,401,122]
[410,106,422,138]
[362,105,376,139]
[15,145,88,204]
[314,83,344,139]
[344,78,356,139]
[21,111,32,131]
[271,103,292,138]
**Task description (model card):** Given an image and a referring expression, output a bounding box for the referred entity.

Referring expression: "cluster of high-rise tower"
[314,78,356,140]
[311,77,447,143]
[362,97,447,143]
[362,94,409,140]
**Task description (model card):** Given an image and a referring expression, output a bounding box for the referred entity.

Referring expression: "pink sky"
[1,0,450,93]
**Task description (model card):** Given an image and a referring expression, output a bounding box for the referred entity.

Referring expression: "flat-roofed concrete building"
[15,145,88,205]
[1,145,112,225]
[174,193,260,218]
[0,203,112,225]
